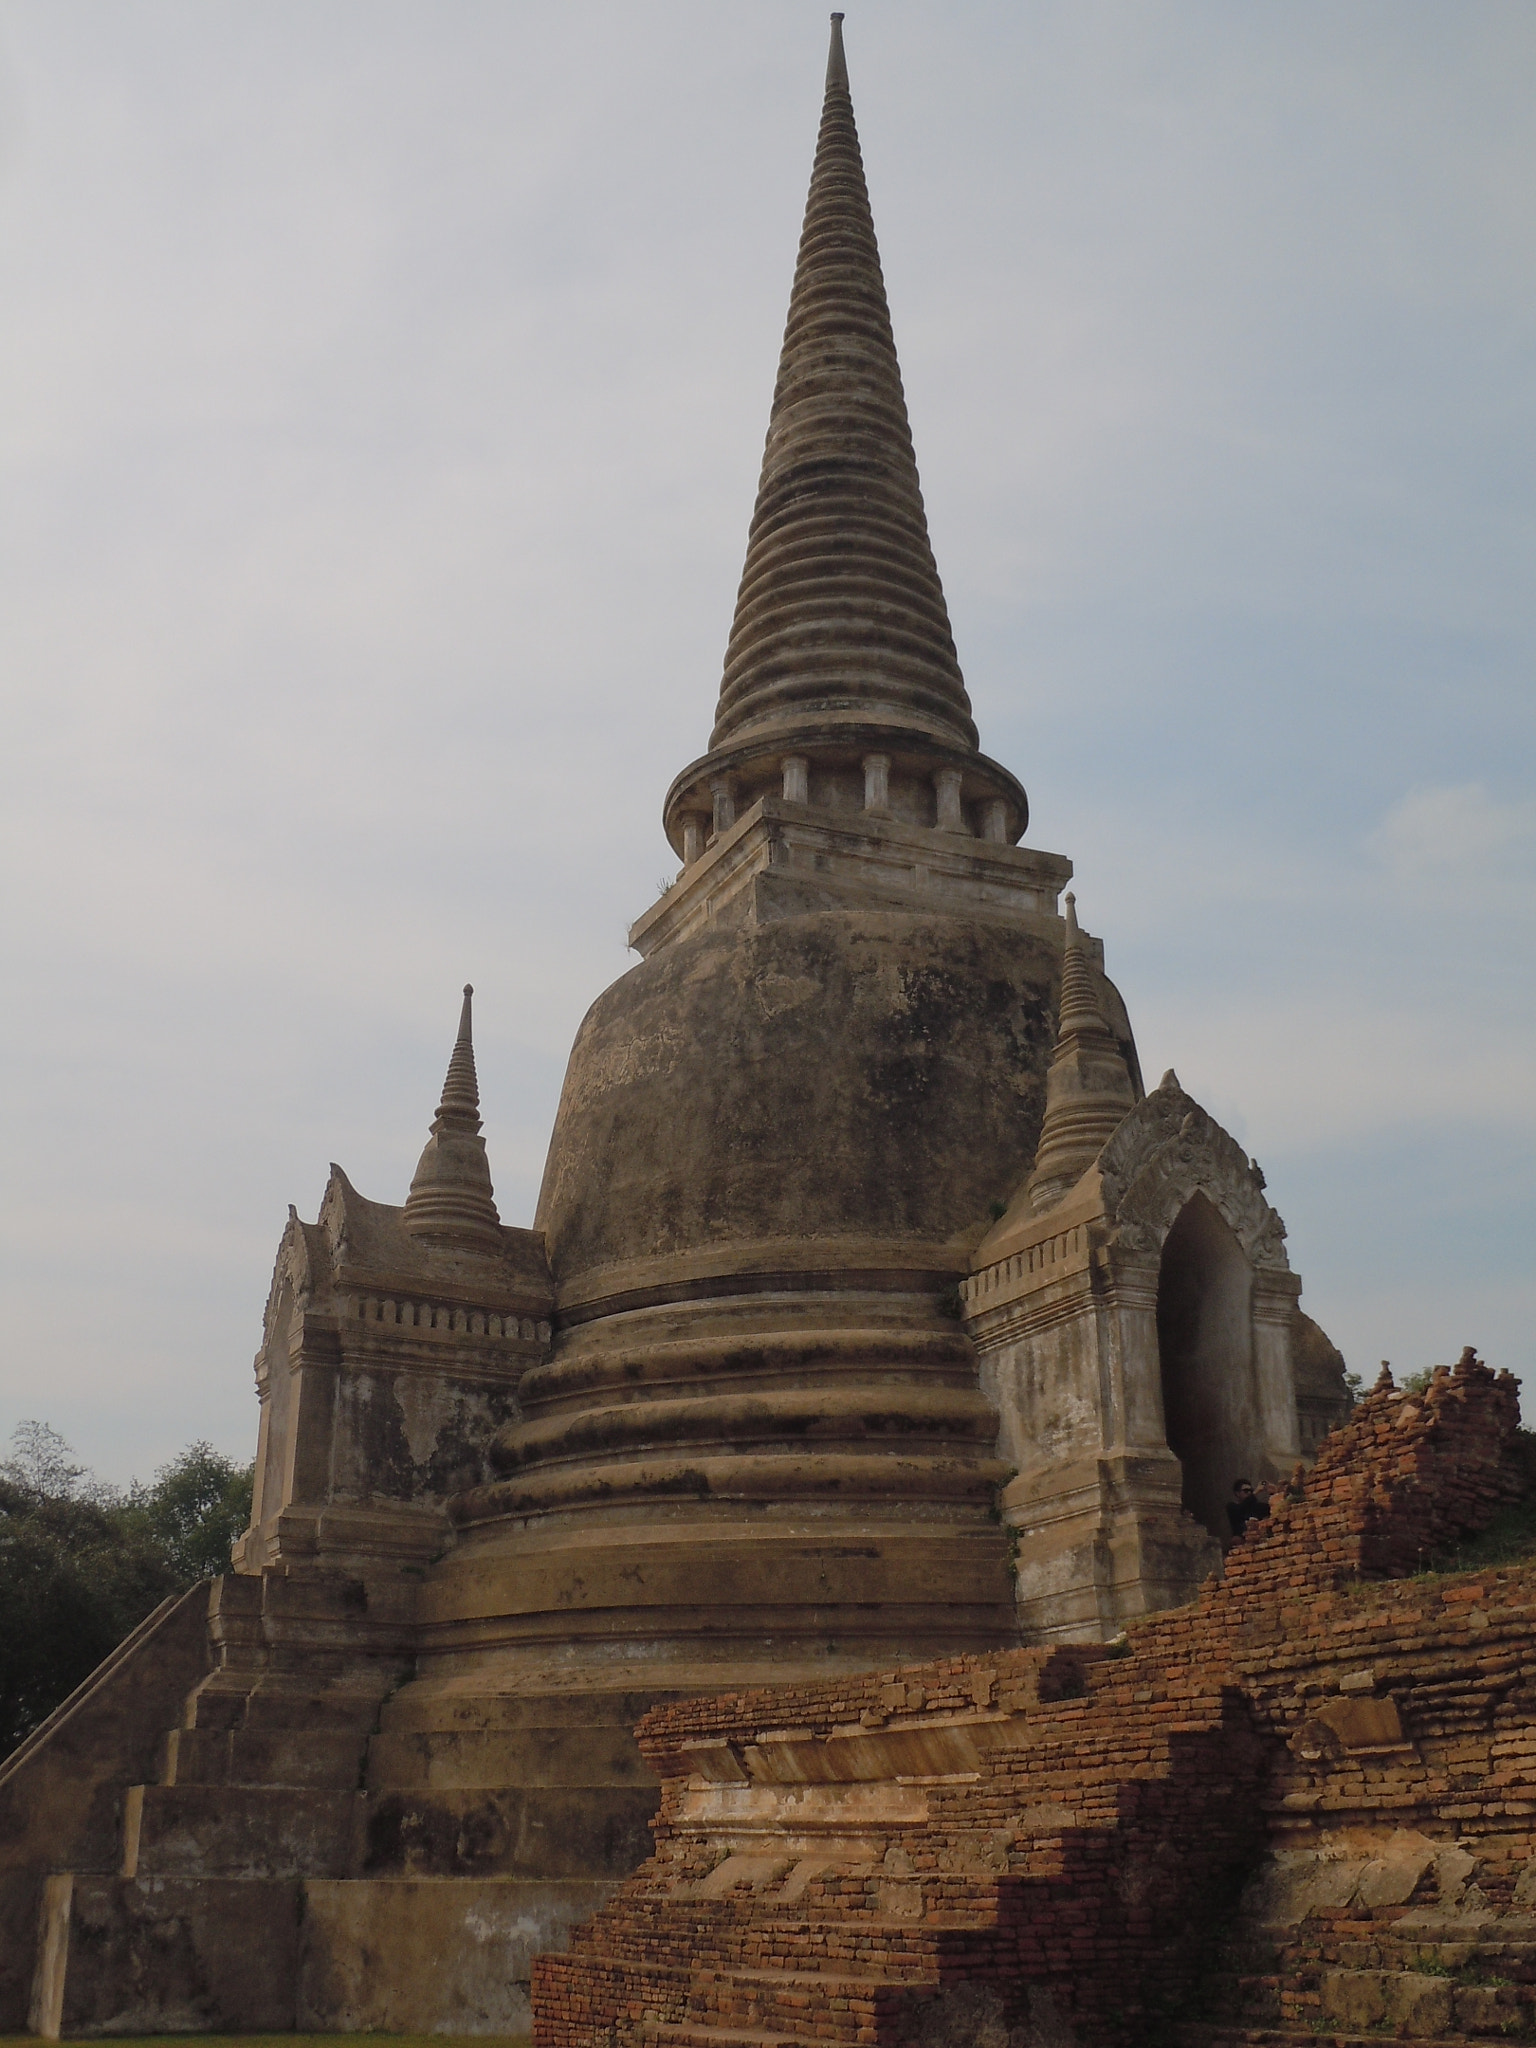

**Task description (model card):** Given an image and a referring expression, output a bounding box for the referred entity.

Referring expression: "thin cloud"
[1368,783,1536,893]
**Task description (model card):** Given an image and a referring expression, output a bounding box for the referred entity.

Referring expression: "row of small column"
[679,756,1010,866]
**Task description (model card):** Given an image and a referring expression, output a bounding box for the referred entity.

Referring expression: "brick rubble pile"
[532,1350,1534,2048]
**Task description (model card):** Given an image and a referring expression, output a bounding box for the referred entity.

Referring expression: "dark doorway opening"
[1156,1193,1255,1541]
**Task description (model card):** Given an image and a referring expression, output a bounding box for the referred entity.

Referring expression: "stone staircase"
[25,1569,663,2037]
[364,1680,661,1882]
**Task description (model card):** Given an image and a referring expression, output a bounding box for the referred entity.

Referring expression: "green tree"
[0,1424,254,1757]
[125,1441,254,1582]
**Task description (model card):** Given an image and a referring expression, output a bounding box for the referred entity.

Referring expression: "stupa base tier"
[410,1513,1020,1678]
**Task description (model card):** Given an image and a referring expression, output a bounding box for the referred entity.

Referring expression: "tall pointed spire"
[660,17,1028,861]
[825,9,849,93]
[1025,897,1138,1212]
[403,985,504,1252]
[711,13,973,757]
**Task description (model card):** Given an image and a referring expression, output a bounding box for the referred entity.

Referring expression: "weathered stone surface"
[123,1784,366,1880]
[1024,893,1138,1213]
[364,1785,657,1881]
[237,1152,551,1590]
[0,1871,39,2034]
[536,907,1067,1285]
[32,1874,301,2037]
[160,1724,364,1789]
[297,1877,615,2034]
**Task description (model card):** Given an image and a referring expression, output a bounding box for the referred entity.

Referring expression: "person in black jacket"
[1226,1478,1269,1541]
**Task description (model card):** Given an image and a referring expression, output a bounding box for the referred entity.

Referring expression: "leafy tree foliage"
[0,1423,254,1756]
[123,1441,258,1583]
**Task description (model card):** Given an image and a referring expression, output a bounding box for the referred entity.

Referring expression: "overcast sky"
[2,1,1532,1486]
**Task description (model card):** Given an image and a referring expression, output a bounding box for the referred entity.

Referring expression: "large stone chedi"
[0,19,1350,2039]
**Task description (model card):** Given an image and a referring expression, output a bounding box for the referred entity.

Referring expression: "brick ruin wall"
[532,1351,1536,2048]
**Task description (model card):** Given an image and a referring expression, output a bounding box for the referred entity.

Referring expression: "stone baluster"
[935,766,965,833]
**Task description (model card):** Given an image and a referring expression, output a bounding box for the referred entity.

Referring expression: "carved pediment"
[318,1163,352,1261]
[269,1161,554,1325]
[260,1206,322,1339]
[1096,1076,1289,1270]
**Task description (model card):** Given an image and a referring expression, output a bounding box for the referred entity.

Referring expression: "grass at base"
[0,2037,530,2046]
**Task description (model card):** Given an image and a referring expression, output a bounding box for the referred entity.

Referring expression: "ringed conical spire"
[710,14,974,758]
[1025,896,1139,1212]
[660,15,1028,859]
[403,985,504,1252]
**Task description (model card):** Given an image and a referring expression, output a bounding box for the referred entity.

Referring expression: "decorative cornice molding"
[349,1293,550,1348]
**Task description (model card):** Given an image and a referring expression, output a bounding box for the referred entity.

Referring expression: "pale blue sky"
[2,1,1533,1482]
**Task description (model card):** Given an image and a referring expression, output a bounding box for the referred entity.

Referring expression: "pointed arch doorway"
[1156,1192,1258,1542]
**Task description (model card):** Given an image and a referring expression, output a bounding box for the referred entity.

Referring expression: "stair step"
[367,1725,650,1791]
[363,1784,659,1880]
[183,1670,392,1735]
[647,2027,813,2048]
[161,1726,364,1789]
[680,1965,921,2045]
[693,1964,935,1993]
[123,1784,364,1878]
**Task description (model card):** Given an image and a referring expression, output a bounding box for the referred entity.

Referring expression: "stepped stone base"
[0,1564,672,2036]
[29,1872,615,2037]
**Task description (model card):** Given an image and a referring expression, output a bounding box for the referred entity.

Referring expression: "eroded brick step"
[691,1965,934,1994]
[1194,1954,1536,2038]
[574,1915,955,1973]
[646,2027,813,2048]
[681,1970,925,2045]
[687,2011,867,2043]
[1299,1942,1536,1969]
[699,1912,964,1947]
[703,1963,935,1983]
[184,1674,390,1735]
